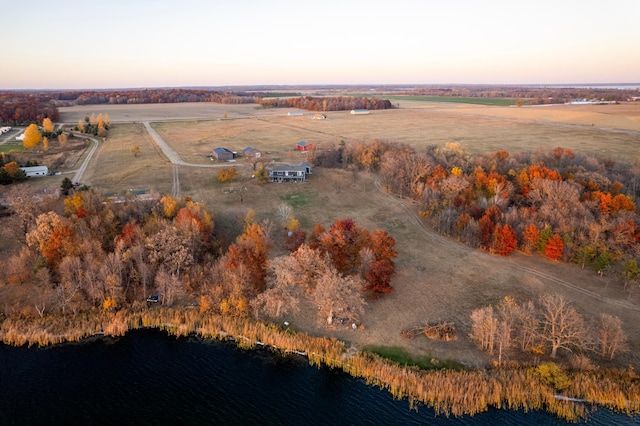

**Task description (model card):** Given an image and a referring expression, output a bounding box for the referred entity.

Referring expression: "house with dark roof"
[213,147,234,161]
[268,162,312,183]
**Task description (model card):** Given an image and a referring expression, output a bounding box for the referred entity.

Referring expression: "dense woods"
[0,188,395,328]
[261,95,393,111]
[317,141,640,285]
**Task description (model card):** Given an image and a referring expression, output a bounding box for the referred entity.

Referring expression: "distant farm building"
[213,147,235,161]
[296,141,315,151]
[288,111,304,116]
[20,166,49,177]
[350,109,370,115]
[312,113,327,120]
[268,162,312,183]
[243,146,261,158]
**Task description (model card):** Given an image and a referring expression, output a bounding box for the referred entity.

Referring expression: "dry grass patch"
[82,123,173,194]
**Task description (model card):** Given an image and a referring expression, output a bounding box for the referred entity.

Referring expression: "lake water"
[0,329,635,425]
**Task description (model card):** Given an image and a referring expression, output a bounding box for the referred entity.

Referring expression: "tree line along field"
[2,100,640,371]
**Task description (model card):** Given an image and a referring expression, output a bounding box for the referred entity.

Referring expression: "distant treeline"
[0,93,60,125]
[261,96,394,111]
[52,88,261,106]
[406,86,639,104]
[0,89,262,125]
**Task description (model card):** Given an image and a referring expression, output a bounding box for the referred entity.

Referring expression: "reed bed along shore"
[1,307,638,422]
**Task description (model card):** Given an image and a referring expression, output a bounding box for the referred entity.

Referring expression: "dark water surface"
[0,329,635,425]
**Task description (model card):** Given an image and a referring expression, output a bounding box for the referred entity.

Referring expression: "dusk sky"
[4,0,640,89]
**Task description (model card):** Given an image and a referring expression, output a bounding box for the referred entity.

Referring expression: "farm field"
[47,101,640,367]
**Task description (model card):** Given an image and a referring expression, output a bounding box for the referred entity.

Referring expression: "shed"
[20,166,49,177]
[213,147,234,161]
[288,111,304,116]
[312,113,326,120]
[296,141,315,151]
[243,146,261,158]
[350,109,370,115]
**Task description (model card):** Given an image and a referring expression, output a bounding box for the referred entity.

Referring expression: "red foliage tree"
[491,224,518,256]
[319,218,369,275]
[284,228,306,253]
[544,234,564,261]
[363,229,398,296]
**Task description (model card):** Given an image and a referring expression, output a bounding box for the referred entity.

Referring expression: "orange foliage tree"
[491,224,518,256]
[544,234,564,261]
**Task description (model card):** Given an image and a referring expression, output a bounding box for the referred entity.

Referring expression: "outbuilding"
[20,166,49,177]
[350,109,370,115]
[296,141,315,151]
[213,147,234,161]
[243,146,261,158]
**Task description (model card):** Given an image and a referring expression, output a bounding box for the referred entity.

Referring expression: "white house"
[20,166,49,177]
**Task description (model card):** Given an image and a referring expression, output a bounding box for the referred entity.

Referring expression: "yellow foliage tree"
[64,193,85,216]
[159,196,178,218]
[217,167,238,182]
[58,132,68,147]
[130,145,141,157]
[42,118,54,133]
[42,137,49,151]
[287,216,300,232]
[22,124,42,149]
[3,161,20,177]
[77,120,85,133]
[102,297,117,311]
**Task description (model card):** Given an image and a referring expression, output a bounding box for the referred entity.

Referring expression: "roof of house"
[213,147,233,154]
[244,146,257,152]
[270,165,307,172]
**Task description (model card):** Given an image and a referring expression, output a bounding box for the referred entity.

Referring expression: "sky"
[3,0,640,89]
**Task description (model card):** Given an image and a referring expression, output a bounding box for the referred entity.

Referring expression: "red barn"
[296,141,314,151]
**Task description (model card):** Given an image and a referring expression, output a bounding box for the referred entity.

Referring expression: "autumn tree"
[26,211,78,268]
[217,167,238,182]
[544,234,564,261]
[319,218,369,275]
[362,229,397,296]
[22,123,42,149]
[42,117,54,133]
[491,224,518,256]
[130,145,141,157]
[225,223,269,292]
[597,313,628,361]
[538,294,588,358]
[313,266,366,326]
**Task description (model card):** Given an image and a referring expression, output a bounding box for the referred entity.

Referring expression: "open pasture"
[109,101,640,161]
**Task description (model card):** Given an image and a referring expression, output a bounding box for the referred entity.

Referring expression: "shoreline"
[1,307,639,422]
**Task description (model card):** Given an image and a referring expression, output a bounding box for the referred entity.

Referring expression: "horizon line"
[2,82,640,92]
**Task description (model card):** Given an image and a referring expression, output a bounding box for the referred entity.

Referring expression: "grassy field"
[0,142,24,153]
[34,101,640,368]
[374,94,519,106]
